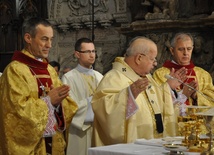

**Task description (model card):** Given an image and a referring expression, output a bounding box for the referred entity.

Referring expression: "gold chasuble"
[0,50,77,155]
[91,57,176,146]
[153,60,214,106]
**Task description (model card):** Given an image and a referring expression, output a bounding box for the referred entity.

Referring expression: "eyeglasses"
[77,50,96,54]
[140,53,157,63]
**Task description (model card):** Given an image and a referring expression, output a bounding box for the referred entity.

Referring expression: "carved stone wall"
[47,0,214,81]
[123,0,214,80]
[47,0,128,77]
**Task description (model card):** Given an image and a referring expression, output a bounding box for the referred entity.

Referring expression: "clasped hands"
[183,81,198,99]
[167,67,198,99]
[47,85,70,106]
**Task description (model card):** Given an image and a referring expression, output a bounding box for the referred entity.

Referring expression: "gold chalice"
[196,108,214,155]
[177,105,210,151]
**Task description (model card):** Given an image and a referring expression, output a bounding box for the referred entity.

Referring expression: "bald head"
[124,37,158,76]
[125,37,157,56]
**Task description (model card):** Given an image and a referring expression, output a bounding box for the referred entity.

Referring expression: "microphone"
[164,74,214,102]
[165,74,196,91]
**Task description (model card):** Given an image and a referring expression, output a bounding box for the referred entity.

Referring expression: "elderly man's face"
[170,37,193,66]
[137,43,158,76]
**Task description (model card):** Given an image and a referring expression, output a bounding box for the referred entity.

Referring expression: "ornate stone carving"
[48,0,131,31]
[130,0,214,21]
[0,1,13,34]
[0,1,12,25]
[19,0,38,19]
[47,0,214,82]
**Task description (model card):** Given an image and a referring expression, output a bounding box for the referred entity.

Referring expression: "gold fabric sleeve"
[0,61,77,155]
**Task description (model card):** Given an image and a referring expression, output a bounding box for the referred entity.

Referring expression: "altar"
[88,107,214,155]
[88,142,200,155]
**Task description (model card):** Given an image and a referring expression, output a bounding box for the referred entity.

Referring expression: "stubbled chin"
[181,61,190,65]
[90,60,95,63]
[43,51,49,56]
[43,53,49,58]
[182,57,190,61]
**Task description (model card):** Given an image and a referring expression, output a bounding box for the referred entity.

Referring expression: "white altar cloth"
[88,143,201,155]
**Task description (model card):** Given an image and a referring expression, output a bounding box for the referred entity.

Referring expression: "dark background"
[0,0,48,72]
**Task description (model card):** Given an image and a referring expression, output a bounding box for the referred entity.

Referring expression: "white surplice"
[61,64,103,155]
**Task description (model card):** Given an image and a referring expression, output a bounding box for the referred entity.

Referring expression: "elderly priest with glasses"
[91,36,187,147]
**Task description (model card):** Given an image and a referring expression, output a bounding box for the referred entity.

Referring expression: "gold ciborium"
[196,108,214,155]
[177,105,210,151]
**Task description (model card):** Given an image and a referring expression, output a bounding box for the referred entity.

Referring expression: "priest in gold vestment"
[91,37,186,146]
[0,18,77,155]
[153,33,214,109]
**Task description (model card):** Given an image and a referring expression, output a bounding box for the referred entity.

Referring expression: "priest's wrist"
[171,89,178,98]
[191,93,197,100]
[54,104,60,108]
[54,104,61,112]
[167,81,176,90]
[190,91,197,105]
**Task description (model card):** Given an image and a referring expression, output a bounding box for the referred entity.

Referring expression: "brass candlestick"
[200,115,214,155]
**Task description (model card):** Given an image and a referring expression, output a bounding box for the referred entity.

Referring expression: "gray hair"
[22,17,52,39]
[170,33,194,48]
